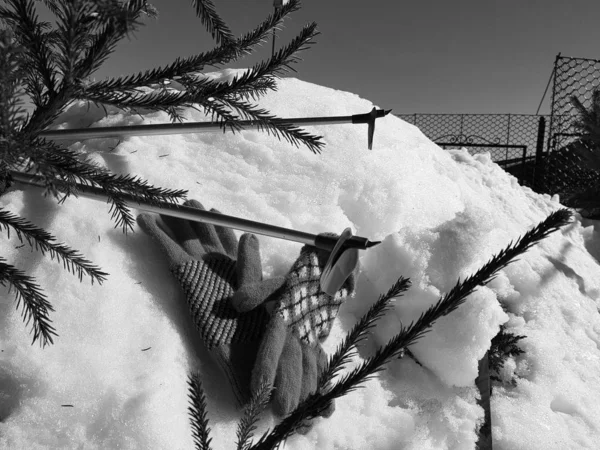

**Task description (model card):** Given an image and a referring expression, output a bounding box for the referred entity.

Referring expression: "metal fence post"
[534,116,547,192]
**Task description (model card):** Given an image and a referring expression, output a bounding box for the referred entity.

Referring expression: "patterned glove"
[137,199,271,406]
[230,239,356,417]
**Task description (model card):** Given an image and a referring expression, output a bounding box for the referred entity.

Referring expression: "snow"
[2,69,600,449]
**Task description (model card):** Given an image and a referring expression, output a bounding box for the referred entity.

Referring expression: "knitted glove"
[137,199,271,406]
[231,239,356,417]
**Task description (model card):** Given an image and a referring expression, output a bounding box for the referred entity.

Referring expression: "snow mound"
[2,71,600,449]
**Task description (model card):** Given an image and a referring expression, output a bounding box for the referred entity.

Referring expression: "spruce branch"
[235,0,301,55]
[0,28,28,138]
[24,138,187,232]
[72,0,153,81]
[84,0,302,93]
[489,325,526,384]
[318,277,412,389]
[205,98,324,154]
[187,372,213,450]
[192,0,234,46]
[0,256,57,346]
[251,209,572,449]
[236,381,272,450]
[1,0,58,97]
[2,0,322,348]
[0,207,109,283]
[35,0,61,16]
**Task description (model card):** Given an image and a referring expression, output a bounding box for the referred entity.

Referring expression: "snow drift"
[1,70,600,449]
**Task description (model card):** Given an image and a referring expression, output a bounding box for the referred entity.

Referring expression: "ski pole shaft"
[38,109,392,141]
[9,170,380,251]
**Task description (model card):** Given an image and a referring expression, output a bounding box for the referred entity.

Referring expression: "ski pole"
[8,170,381,252]
[39,108,392,150]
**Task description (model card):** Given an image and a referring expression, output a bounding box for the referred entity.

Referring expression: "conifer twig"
[236,381,272,450]
[191,0,235,46]
[187,372,213,450]
[0,256,57,346]
[84,0,302,93]
[0,208,108,283]
[78,22,322,152]
[318,277,412,389]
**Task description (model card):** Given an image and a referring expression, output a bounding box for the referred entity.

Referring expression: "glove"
[137,199,272,406]
[230,238,356,417]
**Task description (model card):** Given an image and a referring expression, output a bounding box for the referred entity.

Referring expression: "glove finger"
[181,199,225,254]
[210,208,238,258]
[137,213,189,266]
[251,316,287,396]
[160,213,206,259]
[316,346,335,418]
[237,233,263,286]
[299,343,318,403]
[273,333,303,416]
[231,276,286,313]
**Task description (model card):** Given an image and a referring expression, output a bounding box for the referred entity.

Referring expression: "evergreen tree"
[0,0,323,347]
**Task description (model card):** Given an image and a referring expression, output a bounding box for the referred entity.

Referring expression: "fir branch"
[489,325,526,384]
[251,209,572,449]
[53,0,86,83]
[318,277,412,389]
[192,0,234,46]
[81,86,189,110]
[23,138,187,232]
[235,0,301,55]
[236,381,272,450]
[233,21,318,83]
[187,372,213,450]
[83,0,302,92]
[0,207,109,284]
[220,98,324,154]
[231,77,277,103]
[0,256,57,346]
[35,0,61,16]
[0,28,28,137]
[37,139,188,200]
[1,0,57,97]
[104,189,136,232]
[72,0,152,81]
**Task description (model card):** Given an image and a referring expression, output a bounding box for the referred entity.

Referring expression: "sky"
[34,0,600,116]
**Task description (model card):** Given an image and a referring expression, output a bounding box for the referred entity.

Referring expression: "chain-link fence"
[544,55,600,197]
[395,113,548,189]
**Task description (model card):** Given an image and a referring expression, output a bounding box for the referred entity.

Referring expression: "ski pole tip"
[365,240,381,249]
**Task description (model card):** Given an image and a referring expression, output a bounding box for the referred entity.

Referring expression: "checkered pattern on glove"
[274,246,354,346]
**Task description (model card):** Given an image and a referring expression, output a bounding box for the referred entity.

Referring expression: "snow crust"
[2,69,600,449]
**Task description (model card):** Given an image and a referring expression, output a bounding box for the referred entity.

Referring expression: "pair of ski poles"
[11,108,391,292]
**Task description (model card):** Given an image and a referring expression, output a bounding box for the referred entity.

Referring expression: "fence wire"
[396,113,548,189]
[545,55,600,197]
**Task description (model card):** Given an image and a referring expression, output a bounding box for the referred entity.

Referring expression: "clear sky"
[38,0,600,115]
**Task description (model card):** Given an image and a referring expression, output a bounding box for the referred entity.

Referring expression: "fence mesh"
[544,55,600,197]
[395,113,548,189]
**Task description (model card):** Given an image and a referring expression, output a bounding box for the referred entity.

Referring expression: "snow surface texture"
[2,70,600,449]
